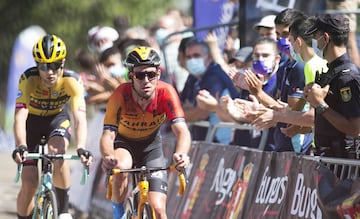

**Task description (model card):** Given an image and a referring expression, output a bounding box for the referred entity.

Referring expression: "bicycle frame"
[14,143,88,219]
[106,165,187,219]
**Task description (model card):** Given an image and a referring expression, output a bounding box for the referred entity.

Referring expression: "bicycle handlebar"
[106,165,188,196]
[14,153,89,185]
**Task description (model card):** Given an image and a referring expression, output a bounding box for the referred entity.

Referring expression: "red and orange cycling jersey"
[16,67,86,116]
[103,81,185,141]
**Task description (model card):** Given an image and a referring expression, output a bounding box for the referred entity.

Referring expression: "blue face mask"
[252,60,273,75]
[289,45,303,62]
[186,58,207,76]
[277,37,291,53]
[155,28,170,46]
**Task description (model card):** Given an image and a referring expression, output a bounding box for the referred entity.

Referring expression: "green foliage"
[0,0,178,86]
[0,0,179,126]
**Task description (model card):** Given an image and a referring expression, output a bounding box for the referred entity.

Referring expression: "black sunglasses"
[37,62,62,71]
[132,71,159,81]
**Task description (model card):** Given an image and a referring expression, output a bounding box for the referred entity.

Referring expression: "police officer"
[303,14,360,158]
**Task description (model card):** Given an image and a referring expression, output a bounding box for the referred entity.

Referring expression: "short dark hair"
[275,8,306,27]
[254,37,279,56]
[99,46,120,63]
[178,36,197,54]
[184,37,210,55]
[289,16,313,47]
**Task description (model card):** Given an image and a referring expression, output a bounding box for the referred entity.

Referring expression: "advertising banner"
[165,143,360,219]
[86,141,360,219]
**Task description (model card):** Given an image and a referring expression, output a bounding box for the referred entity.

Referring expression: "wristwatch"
[315,102,329,115]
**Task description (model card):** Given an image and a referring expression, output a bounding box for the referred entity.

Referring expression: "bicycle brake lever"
[80,165,89,185]
[105,170,112,187]
[14,163,23,183]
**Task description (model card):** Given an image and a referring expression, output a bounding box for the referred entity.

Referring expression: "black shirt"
[315,53,360,148]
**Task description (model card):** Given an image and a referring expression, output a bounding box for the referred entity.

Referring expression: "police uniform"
[315,54,360,158]
[304,13,360,158]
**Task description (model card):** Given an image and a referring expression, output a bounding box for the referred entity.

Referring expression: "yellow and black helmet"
[125,46,160,71]
[33,34,66,63]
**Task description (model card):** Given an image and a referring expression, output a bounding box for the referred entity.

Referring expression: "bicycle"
[14,138,89,219]
[105,165,188,219]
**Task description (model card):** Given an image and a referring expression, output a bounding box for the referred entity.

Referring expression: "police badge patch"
[340,87,351,102]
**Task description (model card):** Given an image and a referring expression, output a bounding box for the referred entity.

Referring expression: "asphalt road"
[0,148,81,219]
[0,151,19,219]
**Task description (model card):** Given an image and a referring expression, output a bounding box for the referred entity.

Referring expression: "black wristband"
[12,145,28,160]
[315,102,329,115]
[77,148,93,159]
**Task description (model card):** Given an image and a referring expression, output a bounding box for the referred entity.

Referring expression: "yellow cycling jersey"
[16,67,86,116]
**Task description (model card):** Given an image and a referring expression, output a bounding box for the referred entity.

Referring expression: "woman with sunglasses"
[12,34,93,219]
[100,46,191,219]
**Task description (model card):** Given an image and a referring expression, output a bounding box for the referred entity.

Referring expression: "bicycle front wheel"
[124,196,135,219]
[43,190,58,219]
[139,203,154,219]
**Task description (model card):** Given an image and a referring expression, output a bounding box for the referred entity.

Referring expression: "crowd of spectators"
[71,4,359,159]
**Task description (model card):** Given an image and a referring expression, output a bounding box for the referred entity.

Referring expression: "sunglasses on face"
[132,71,159,81]
[37,61,62,71]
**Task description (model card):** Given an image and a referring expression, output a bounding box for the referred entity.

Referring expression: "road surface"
[0,151,19,219]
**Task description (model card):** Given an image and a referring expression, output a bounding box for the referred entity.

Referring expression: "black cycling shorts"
[114,132,168,194]
[24,110,71,166]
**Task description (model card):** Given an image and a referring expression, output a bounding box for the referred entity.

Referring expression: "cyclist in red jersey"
[100,46,191,219]
[12,34,93,219]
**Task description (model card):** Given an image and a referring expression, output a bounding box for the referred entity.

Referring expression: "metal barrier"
[189,121,360,180]
[304,155,360,180]
[187,121,268,150]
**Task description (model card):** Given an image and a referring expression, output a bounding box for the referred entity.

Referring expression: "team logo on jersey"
[340,87,351,102]
[17,90,22,98]
[52,91,59,97]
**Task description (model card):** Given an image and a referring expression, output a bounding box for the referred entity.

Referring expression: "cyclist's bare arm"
[71,107,94,166]
[72,109,87,149]
[171,121,191,168]
[13,107,29,163]
[100,129,117,170]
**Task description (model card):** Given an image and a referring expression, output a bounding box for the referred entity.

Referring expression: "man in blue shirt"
[181,38,238,143]
[244,9,312,152]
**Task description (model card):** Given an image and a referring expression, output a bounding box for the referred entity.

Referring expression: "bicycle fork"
[138,176,156,219]
[33,173,54,219]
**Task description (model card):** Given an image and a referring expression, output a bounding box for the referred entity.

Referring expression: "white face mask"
[155,28,170,46]
[186,58,207,76]
[312,36,326,59]
[289,45,303,62]
[108,64,126,78]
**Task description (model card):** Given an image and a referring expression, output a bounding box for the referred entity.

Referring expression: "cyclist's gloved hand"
[12,145,28,163]
[77,148,93,166]
[173,153,190,169]
[102,156,118,172]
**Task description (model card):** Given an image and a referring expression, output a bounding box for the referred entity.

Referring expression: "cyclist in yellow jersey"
[12,34,93,219]
[100,47,191,219]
